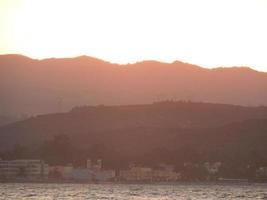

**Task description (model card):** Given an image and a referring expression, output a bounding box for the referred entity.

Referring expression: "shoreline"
[1,179,266,185]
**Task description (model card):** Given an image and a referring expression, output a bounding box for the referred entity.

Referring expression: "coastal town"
[1,158,267,183]
[0,158,179,182]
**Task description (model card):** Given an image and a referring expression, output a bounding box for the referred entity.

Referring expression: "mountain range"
[1,54,267,126]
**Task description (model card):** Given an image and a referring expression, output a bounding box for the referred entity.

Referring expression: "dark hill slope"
[0,101,267,152]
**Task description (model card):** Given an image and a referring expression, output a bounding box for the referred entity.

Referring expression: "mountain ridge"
[1,54,265,73]
[1,54,267,121]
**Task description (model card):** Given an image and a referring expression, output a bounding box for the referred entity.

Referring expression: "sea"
[0,182,267,200]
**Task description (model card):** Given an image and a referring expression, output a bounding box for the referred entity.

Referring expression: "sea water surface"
[1,182,267,200]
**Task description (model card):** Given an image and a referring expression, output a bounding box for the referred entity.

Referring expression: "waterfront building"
[95,170,116,181]
[49,164,73,179]
[120,167,153,181]
[70,168,93,181]
[119,166,180,182]
[0,159,49,179]
[87,159,102,171]
[152,169,180,181]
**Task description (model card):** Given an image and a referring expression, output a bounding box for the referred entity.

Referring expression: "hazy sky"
[1,0,267,71]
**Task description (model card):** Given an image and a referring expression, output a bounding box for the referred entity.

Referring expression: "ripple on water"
[1,183,267,200]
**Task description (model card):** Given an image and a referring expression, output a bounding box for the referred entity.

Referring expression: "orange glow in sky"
[1,0,267,71]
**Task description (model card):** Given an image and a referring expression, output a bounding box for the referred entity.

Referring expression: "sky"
[0,0,267,72]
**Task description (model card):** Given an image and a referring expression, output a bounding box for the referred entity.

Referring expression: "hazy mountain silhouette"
[0,101,267,150]
[1,101,267,168]
[1,54,267,121]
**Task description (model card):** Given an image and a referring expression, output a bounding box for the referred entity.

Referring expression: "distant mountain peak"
[0,54,33,60]
[212,66,261,74]
[171,60,203,71]
[131,60,168,66]
[73,55,108,63]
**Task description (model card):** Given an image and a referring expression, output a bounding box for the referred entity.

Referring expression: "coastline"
[1,178,266,186]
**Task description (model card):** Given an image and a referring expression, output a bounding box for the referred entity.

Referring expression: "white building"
[95,170,116,181]
[0,159,49,179]
[70,168,93,181]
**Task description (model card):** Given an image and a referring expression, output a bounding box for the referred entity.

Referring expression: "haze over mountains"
[1,54,267,168]
[1,101,267,169]
[1,54,267,125]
